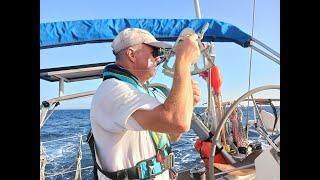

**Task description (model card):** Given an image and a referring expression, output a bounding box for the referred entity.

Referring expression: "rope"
[40,144,47,180]
[245,0,256,139]
[236,108,249,147]
[74,135,83,180]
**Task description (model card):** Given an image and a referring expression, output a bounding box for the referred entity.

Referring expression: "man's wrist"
[175,58,192,68]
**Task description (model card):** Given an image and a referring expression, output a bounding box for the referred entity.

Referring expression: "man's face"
[133,44,161,81]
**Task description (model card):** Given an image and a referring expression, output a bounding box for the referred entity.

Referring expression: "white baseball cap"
[111,28,172,54]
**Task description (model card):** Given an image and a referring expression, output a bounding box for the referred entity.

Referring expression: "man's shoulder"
[95,78,142,99]
[99,78,135,91]
[101,78,123,86]
[96,78,135,93]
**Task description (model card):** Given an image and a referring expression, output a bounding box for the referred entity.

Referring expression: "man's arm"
[132,35,200,134]
[168,80,201,142]
[168,133,182,143]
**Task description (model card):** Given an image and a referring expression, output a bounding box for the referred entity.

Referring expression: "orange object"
[199,65,222,94]
[199,70,209,79]
[194,138,227,169]
[211,66,222,94]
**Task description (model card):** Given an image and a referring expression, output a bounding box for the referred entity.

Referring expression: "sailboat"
[40,0,280,179]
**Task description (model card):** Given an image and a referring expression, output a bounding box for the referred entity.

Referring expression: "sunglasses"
[151,48,168,66]
[151,47,163,58]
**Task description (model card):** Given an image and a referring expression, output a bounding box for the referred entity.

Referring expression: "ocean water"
[40,107,278,179]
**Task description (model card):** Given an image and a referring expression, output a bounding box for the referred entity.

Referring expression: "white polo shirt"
[90,78,169,180]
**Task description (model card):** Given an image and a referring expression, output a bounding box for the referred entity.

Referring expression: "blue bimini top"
[40,18,251,49]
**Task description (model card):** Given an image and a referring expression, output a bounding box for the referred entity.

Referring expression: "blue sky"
[40,0,280,109]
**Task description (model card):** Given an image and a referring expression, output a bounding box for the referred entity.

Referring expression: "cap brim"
[145,41,172,49]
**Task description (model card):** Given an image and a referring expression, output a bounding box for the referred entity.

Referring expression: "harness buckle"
[148,164,156,177]
[163,152,175,169]
[137,166,142,179]
[148,164,157,178]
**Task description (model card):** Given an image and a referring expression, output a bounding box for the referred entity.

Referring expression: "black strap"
[203,131,224,153]
[102,75,120,81]
[103,63,139,84]
[97,164,139,180]
[86,129,99,180]
[87,129,141,179]
[216,146,224,153]
[102,63,150,93]
[205,131,214,142]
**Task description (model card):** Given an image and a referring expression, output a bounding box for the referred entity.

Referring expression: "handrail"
[40,91,96,128]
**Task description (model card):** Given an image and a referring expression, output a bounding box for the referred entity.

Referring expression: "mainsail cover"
[40,18,251,49]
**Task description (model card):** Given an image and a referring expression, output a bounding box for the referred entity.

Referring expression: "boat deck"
[177,150,261,179]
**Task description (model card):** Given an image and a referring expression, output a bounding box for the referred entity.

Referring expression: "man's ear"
[126,48,136,63]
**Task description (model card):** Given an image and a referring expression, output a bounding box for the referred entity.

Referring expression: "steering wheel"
[208,84,280,180]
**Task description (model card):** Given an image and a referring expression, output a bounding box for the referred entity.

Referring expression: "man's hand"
[192,80,201,106]
[175,34,200,65]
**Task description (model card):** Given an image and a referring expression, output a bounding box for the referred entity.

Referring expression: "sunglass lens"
[153,48,163,58]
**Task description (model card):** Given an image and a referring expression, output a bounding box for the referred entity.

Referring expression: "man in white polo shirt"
[90,28,201,179]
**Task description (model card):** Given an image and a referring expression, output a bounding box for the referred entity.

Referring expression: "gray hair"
[115,44,144,61]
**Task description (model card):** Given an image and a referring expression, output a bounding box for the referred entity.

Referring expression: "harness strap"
[87,63,174,179]
[87,130,174,179]
[86,130,141,179]
[86,130,98,180]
